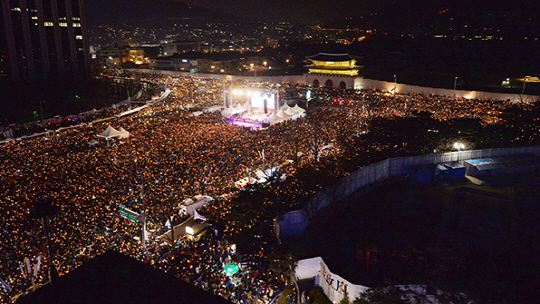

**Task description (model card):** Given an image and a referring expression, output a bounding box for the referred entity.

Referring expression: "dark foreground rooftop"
[17,250,232,304]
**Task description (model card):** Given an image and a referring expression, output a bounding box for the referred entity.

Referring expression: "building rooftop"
[16,250,232,304]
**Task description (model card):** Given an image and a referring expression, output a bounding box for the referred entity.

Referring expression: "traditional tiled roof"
[306,53,357,62]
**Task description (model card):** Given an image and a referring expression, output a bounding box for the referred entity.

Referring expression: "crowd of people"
[0,73,523,303]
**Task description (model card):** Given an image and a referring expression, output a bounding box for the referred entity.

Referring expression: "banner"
[296,257,368,303]
[0,276,11,293]
[25,258,32,276]
[34,254,42,276]
[19,265,26,278]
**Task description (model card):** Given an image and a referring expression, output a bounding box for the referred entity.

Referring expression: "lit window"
[59,22,68,27]
[73,23,81,27]
[44,22,53,27]
[76,35,83,40]
[10,7,21,12]
[32,16,38,20]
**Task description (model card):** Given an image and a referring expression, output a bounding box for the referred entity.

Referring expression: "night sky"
[178,0,380,24]
[87,0,540,26]
[87,0,386,25]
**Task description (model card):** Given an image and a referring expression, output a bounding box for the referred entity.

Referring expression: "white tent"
[242,101,252,111]
[266,111,281,124]
[294,111,306,119]
[291,104,306,114]
[98,125,123,139]
[285,106,297,116]
[221,107,239,117]
[117,127,130,139]
[280,103,292,111]
[205,105,223,113]
[276,109,292,120]
[233,104,246,113]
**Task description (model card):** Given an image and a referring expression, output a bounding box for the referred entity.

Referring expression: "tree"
[353,287,404,304]
[338,289,351,304]
[269,253,300,304]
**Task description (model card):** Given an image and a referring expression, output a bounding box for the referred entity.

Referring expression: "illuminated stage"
[225,117,264,129]
[221,87,306,129]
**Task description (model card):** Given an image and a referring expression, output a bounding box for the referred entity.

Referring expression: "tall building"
[0,0,90,80]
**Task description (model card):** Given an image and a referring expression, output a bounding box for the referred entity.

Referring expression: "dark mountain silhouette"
[323,0,540,37]
[86,0,251,28]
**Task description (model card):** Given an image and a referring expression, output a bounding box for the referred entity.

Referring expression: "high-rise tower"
[0,0,90,80]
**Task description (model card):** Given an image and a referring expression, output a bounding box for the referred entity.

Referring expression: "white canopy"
[98,125,130,139]
[233,103,246,113]
[220,107,239,117]
[242,101,252,111]
[285,106,297,116]
[294,111,306,119]
[280,103,292,111]
[267,111,281,123]
[98,126,123,139]
[291,104,306,114]
[276,109,292,120]
[205,105,223,113]
[117,127,130,139]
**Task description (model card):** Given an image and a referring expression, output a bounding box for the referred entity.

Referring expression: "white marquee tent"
[220,107,239,117]
[98,125,130,140]
[290,104,306,114]
[117,127,130,139]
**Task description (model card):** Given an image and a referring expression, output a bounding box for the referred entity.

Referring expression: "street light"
[393,75,397,95]
[521,76,540,102]
[453,77,458,97]
[521,79,527,102]
[454,142,465,163]
[453,142,465,151]
[38,99,45,123]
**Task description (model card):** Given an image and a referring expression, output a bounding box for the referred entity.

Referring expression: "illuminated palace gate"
[304,53,362,89]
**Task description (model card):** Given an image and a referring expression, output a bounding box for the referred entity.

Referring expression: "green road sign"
[118,204,140,224]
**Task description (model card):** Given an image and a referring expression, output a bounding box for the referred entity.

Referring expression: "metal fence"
[278,145,540,237]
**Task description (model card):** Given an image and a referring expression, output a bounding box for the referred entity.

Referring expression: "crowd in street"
[0,74,520,303]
